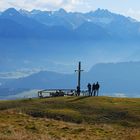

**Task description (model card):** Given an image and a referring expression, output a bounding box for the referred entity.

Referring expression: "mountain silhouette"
[1,62,140,98]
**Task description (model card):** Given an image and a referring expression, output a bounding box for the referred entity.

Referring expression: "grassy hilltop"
[0,96,140,140]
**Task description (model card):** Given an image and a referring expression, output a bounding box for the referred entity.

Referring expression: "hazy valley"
[1,8,140,98]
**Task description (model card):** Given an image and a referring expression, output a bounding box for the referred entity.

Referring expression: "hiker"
[76,86,80,96]
[87,83,91,96]
[92,83,96,96]
[95,82,100,96]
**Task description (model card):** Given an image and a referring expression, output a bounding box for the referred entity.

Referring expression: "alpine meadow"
[0,0,140,140]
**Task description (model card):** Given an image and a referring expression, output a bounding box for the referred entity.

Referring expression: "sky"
[0,0,140,20]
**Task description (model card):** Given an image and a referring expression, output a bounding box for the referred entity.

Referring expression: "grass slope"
[0,96,140,140]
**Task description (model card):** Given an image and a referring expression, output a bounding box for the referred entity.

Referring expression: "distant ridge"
[1,62,140,98]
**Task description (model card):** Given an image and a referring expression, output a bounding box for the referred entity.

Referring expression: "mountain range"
[1,8,140,73]
[0,8,140,40]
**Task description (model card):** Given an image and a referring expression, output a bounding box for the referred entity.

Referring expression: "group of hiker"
[87,82,100,96]
[76,82,100,96]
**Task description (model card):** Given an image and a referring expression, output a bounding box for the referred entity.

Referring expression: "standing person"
[87,83,91,96]
[92,83,96,96]
[76,86,80,96]
[95,82,100,96]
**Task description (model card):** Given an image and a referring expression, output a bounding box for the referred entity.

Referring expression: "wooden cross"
[75,61,84,95]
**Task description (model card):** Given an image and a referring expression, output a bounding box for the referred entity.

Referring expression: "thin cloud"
[0,0,88,11]
[127,8,140,21]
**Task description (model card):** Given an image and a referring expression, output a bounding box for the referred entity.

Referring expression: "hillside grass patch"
[0,96,140,139]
